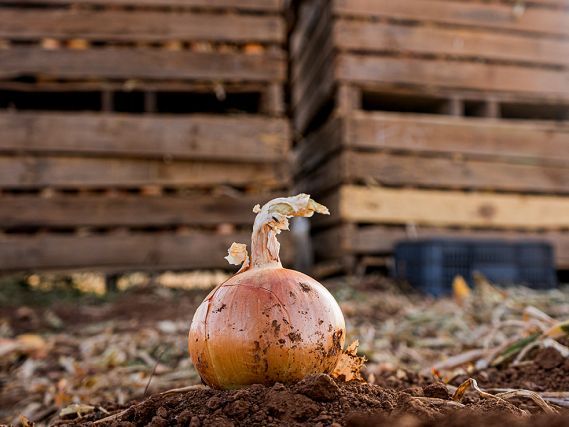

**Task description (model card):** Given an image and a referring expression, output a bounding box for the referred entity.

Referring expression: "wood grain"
[0,48,286,82]
[333,0,569,37]
[334,185,569,229]
[334,19,569,67]
[299,151,569,195]
[345,112,569,164]
[0,194,276,228]
[0,232,293,271]
[336,54,569,98]
[0,156,288,189]
[0,0,284,12]
[0,112,289,162]
[0,9,284,43]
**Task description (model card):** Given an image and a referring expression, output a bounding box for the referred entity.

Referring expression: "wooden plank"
[0,194,278,228]
[0,232,293,271]
[313,225,569,268]
[0,48,286,82]
[0,156,288,189]
[0,112,290,162]
[336,185,569,229]
[299,151,569,195]
[336,54,569,98]
[345,112,569,165]
[0,0,284,12]
[334,19,569,67]
[0,9,284,43]
[333,0,569,37]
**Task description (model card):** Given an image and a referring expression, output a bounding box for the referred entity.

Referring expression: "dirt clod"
[422,383,450,400]
[296,374,341,402]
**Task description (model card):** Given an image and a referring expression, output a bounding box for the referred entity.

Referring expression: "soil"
[453,347,569,392]
[54,374,568,427]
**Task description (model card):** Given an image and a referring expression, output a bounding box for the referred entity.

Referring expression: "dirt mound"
[54,374,546,427]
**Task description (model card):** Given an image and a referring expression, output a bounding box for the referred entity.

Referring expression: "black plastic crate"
[393,239,556,296]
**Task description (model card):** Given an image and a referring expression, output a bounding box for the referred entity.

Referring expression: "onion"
[189,194,346,389]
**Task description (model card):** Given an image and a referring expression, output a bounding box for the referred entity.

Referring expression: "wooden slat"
[299,151,569,195]
[313,225,569,268]
[0,232,293,271]
[336,54,569,98]
[0,112,289,162]
[333,0,569,37]
[334,19,569,67]
[0,194,276,228]
[0,156,288,189]
[335,185,569,229]
[0,9,284,43]
[346,112,569,164]
[0,48,285,82]
[0,0,284,12]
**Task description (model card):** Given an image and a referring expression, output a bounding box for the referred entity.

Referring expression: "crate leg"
[336,84,361,115]
[260,83,284,116]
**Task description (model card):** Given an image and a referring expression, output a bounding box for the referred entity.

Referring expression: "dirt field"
[1,274,568,426]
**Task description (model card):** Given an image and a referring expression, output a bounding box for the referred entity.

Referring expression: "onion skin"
[189,267,345,389]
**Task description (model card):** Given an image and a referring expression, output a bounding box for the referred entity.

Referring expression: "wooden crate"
[291,0,569,133]
[295,112,569,271]
[0,0,291,273]
[291,0,569,273]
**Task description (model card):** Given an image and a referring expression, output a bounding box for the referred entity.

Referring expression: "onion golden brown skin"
[189,266,345,389]
[188,195,346,389]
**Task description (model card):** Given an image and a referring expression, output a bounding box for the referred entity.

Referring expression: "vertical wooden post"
[101,89,113,113]
[260,83,284,116]
[144,91,157,114]
[336,85,361,116]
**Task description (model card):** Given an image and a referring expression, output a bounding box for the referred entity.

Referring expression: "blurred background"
[0,0,568,286]
[0,0,569,423]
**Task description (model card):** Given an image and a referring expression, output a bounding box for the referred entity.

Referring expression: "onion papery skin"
[189,267,346,389]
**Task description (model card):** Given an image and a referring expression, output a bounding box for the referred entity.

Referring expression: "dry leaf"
[331,340,367,382]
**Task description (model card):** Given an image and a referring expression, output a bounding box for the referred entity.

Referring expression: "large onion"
[189,194,346,389]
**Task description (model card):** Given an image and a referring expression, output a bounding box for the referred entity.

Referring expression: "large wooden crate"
[0,0,291,272]
[291,0,569,274]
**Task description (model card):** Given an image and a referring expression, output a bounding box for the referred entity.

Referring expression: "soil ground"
[1,274,568,426]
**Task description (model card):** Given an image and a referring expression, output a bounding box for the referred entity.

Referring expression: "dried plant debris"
[1,273,568,425]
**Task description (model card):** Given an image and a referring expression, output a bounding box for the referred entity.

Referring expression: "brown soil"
[54,374,566,427]
[454,347,569,392]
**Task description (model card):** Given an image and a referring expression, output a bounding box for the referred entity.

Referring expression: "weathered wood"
[0,112,289,161]
[345,112,569,164]
[333,19,569,67]
[296,113,569,178]
[0,194,278,228]
[293,62,335,134]
[333,0,569,37]
[0,156,288,189]
[334,185,569,229]
[291,0,332,82]
[294,116,344,175]
[0,0,284,12]
[0,9,284,43]
[0,48,286,82]
[313,225,569,268]
[290,0,326,59]
[300,151,569,195]
[0,232,293,271]
[336,54,569,98]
